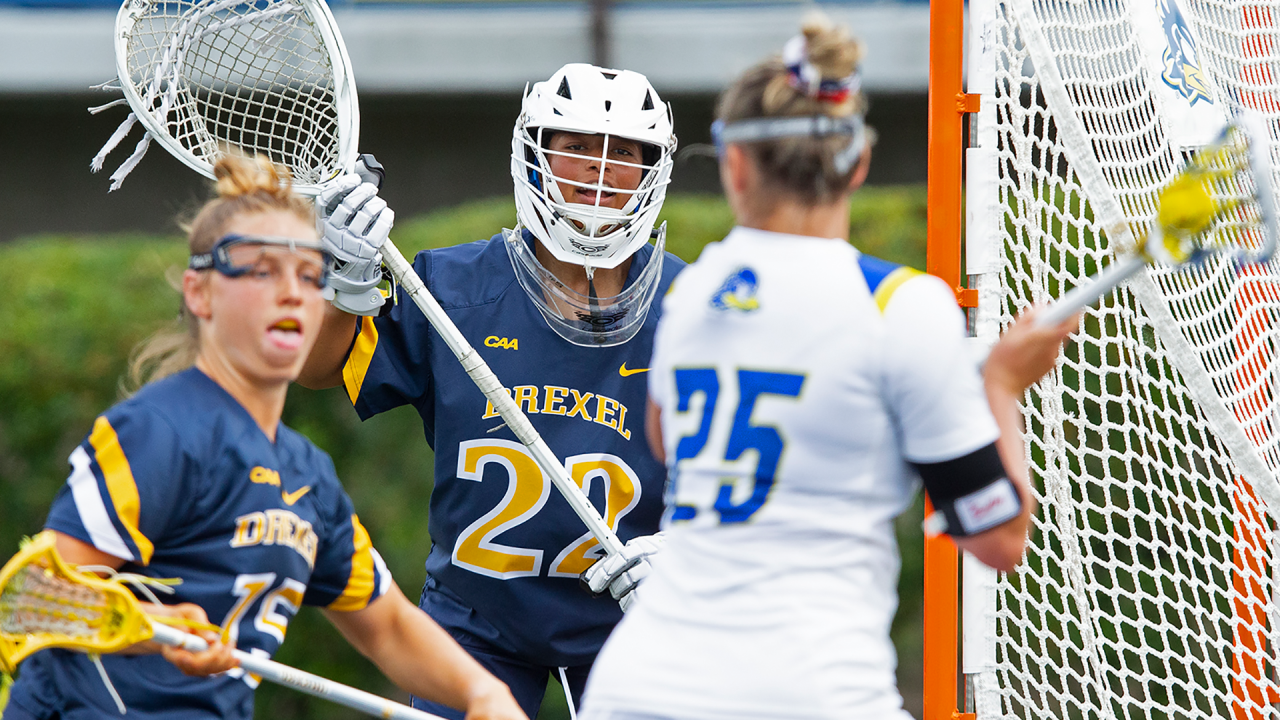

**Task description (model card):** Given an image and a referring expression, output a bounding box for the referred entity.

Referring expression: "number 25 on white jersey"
[665,368,805,526]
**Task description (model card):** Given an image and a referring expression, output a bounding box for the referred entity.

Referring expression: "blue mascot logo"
[710,267,760,312]
[1158,0,1213,106]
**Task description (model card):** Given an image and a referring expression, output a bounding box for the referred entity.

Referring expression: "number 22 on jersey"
[452,439,642,580]
[668,368,805,525]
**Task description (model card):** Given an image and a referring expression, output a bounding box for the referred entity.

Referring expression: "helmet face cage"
[510,64,677,271]
[504,223,668,347]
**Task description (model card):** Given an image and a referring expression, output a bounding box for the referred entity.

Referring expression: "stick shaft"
[380,240,625,556]
[1036,254,1147,327]
[150,624,444,720]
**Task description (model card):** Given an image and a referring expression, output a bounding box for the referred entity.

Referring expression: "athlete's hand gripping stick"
[0,533,448,720]
[580,533,666,611]
[317,168,393,317]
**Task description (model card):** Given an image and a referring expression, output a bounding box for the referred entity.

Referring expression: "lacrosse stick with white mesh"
[0,532,446,720]
[1037,112,1280,327]
[91,0,625,566]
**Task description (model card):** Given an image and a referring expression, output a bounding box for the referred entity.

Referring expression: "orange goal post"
[924,0,1280,717]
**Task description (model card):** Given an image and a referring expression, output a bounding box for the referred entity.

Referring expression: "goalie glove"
[580,533,666,612]
[316,172,394,316]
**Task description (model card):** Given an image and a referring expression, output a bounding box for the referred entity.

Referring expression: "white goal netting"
[965,0,1280,717]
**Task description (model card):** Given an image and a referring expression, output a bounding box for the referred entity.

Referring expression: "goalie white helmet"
[508,63,678,347]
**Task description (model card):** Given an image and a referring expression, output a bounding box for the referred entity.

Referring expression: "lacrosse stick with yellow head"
[0,532,444,720]
[1036,111,1279,326]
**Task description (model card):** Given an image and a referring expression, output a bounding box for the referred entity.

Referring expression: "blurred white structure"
[0,1,929,94]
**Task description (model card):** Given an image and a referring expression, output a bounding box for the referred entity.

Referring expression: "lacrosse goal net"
[927,0,1280,717]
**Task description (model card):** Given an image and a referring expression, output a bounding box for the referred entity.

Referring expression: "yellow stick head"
[0,532,154,674]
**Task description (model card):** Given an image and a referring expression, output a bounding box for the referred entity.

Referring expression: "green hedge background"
[0,188,929,719]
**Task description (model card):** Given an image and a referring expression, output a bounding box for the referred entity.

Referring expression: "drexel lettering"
[482,384,631,440]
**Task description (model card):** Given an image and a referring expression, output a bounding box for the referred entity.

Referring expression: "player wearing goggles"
[188,233,332,290]
[2,156,524,720]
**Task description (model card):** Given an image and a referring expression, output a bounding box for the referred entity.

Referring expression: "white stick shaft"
[1036,253,1147,327]
[379,240,625,557]
[150,624,445,720]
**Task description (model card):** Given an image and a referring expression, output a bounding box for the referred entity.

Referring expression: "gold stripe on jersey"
[89,416,155,565]
[873,267,925,313]
[343,316,379,405]
[327,514,377,611]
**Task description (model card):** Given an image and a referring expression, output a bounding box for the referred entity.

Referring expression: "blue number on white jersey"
[668,368,805,525]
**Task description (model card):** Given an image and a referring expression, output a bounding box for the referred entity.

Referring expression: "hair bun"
[212,155,294,201]
[799,12,862,82]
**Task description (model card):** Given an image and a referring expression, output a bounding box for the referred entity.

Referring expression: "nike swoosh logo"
[619,363,649,377]
[281,486,312,506]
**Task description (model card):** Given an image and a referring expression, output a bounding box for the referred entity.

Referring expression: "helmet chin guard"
[504,223,668,347]
[511,63,677,272]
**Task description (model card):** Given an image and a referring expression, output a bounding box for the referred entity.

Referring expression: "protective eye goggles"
[710,114,868,174]
[189,234,332,289]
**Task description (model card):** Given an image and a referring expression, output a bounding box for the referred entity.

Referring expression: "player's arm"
[646,396,665,463]
[50,532,234,674]
[912,308,1077,571]
[298,303,359,389]
[954,307,1077,569]
[323,586,526,720]
[884,275,1076,571]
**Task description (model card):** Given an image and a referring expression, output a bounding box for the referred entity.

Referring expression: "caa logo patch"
[485,336,519,350]
[1158,0,1212,106]
[250,466,281,487]
[710,267,761,312]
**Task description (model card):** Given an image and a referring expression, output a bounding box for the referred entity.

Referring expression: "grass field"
[0,187,929,719]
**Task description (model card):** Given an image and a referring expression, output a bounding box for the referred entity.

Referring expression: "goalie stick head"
[92,0,360,195]
[0,532,154,675]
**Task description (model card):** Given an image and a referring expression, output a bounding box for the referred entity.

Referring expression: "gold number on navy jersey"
[453,441,641,579]
[221,573,305,687]
[549,454,641,577]
[454,440,551,579]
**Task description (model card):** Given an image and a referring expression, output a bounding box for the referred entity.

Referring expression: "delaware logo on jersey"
[710,267,760,312]
[1158,0,1212,105]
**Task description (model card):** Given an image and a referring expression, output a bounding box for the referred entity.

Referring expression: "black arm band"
[911,442,1022,537]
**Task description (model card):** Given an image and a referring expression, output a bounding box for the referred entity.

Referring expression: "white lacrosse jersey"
[581,227,999,720]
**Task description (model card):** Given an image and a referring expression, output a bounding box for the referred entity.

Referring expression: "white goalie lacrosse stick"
[0,532,445,720]
[1037,112,1280,327]
[91,0,624,563]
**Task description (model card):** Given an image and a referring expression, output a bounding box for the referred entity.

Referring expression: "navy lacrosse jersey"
[343,232,683,667]
[7,368,390,720]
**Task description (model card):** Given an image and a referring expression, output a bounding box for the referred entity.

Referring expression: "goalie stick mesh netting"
[122,0,343,187]
[967,0,1280,717]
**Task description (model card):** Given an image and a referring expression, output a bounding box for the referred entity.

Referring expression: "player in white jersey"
[579,13,1078,720]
